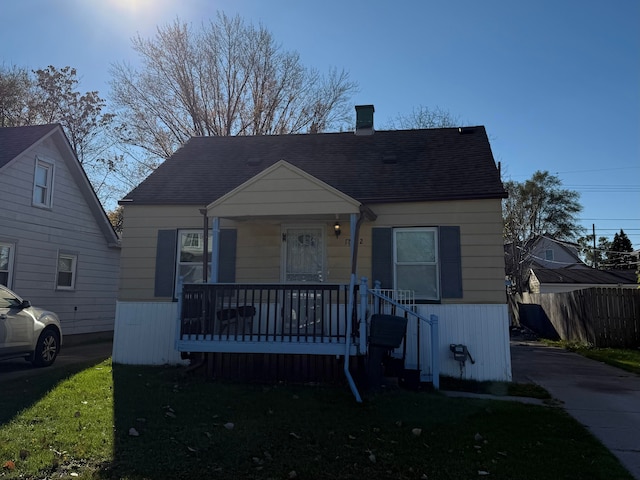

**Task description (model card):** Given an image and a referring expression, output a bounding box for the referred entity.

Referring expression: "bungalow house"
[113,106,511,389]
[0,124,120,339]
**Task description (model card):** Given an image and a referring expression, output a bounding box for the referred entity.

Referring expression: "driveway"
[0,339,113,384]
[511,340,640,480]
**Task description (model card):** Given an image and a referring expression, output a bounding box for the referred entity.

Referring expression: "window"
[176,230,212,288]
[56,253,77,290]
[545,249,554,261]
[393,228,439,300]
[33,158,54,207]
[0,243,15,287]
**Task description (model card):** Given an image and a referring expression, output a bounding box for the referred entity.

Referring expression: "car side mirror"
[21,300,31,309]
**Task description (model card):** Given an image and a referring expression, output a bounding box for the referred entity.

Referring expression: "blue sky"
[1,0,638,248]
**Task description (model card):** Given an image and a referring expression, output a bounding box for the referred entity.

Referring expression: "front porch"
[177,282,356,356]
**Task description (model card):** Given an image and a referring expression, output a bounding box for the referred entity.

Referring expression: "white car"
[0,285,62,367]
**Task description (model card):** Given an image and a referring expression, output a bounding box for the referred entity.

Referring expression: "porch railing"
[360,280,440,389]
[179,283,354,347]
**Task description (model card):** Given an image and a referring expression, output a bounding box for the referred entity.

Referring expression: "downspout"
[344,211,364,403]
[343,205,378,402]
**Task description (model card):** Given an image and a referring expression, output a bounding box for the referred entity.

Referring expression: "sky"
[1,0,638,248]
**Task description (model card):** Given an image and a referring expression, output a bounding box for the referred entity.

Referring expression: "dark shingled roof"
[0,124,59,169]
[533,268,637,285]
[122,126,506,206]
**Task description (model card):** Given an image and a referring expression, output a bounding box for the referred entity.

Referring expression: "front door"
[283,226,325,283]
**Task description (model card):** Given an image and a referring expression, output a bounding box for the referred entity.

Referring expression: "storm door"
[283,227,325,283]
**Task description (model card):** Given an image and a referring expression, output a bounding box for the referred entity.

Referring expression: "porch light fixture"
[334,221,341,239]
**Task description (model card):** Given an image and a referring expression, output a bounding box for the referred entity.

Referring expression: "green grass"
[547,341,640,375]
[0,360,633,480]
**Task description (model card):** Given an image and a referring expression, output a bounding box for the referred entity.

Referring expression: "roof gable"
[0,124,59,170]
[122,127,506,206]
[207,160,361,217]
[0,124,119,246]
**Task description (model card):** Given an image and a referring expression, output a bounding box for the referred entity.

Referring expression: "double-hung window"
[393,227,439,300]
[56,253,77,290]
[33,158,54,207]
[0,243,15,287]
[176,230,212,289]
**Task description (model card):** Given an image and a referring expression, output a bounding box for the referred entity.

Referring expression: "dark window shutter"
[218,229,237,282]
[154,230,177,297]
[371,227,393,289]
[440,226,463,298]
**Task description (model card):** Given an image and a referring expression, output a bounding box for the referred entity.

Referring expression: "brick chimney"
[355,104,374,136]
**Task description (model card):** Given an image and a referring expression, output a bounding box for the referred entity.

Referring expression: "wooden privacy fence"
[519,287,640,348]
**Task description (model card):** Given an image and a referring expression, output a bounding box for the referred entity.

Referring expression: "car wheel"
[32,329,60,367]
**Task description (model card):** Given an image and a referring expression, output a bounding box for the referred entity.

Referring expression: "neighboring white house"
[0,124,120,338]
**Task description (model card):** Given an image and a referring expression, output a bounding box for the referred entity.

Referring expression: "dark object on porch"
[216,305,257,334]
[367,314,408,390]
[369,314,408,348]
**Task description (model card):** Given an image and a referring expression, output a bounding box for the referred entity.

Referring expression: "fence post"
[373,280,381,315]
[430,314,440,390]
[174,276,184,348]
[359,277,369,354]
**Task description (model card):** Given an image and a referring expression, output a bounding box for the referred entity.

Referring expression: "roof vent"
[355,105,374,136]
[458,127,475,134]
[246,158,263,166]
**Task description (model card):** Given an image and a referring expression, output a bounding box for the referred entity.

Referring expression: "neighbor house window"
[56,253,77,290]
[33,158,54,207]
[545,249,554,261]
[176,230,212,289]
[393,227,439,300]
[0,243,15,287]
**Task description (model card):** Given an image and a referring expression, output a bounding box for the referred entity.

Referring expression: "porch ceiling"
[207,160,362,218]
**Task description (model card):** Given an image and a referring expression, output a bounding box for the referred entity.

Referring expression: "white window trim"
[281,224,326,283]
[175,229,211,295]
[56,252,77,290]
[393,227,440,301]
[0,242,15,288]
[33,157,55,208]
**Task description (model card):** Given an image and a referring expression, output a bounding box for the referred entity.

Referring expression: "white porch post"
[210,216,220,283]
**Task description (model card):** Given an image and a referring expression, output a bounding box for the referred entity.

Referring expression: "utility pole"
[593,223,597,269]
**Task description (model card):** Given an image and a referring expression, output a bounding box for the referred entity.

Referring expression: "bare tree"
[0,64,119,205]
[503,171,584,293]
[110,13,358,162]
[386,105,460,129]
[0,64,34,127]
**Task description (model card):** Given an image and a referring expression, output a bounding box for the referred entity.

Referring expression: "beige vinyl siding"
[119,205,203,301]
[0,136,120,335]
[120,198,505,304]
[361,199,506,304]
[208,161,360,218]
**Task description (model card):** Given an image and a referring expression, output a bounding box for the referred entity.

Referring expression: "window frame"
[174,229,212,294]
[392,227,440,301]
[56,252,77,290]
[33,157,55,208]
[0,242,15,288]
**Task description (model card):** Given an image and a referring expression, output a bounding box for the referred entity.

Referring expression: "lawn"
[563,343,640,375]
[0,359,633,480]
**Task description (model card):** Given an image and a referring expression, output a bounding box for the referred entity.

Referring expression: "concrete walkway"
[511,340,640,479]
